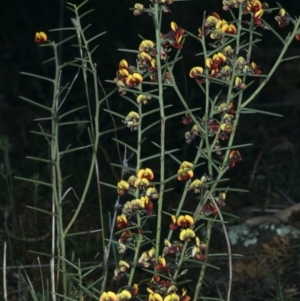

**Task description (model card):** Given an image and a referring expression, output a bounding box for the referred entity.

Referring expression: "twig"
[97,78,122,165]
[207,190,232,301]
[3,242,7,301]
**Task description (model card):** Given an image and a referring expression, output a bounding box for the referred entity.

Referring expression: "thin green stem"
[154,3,166,263]
[127,213,142,285]
[200,34,213,177]
[49,42,67,298]
[193,220,213,301]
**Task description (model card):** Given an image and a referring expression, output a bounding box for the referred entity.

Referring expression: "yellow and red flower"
[161,22,185,50]
[221,23,237,35]
[227,150,242,168]
[117,180,130,196]
[201,202,217,215]
[138,168,154,180]
[120,230,133,242]
[244,0,264,25]
[169,215,178,230]
[189,66,205,84]
[126,73,143,87]
[177,215,194,227]
[131,284,138,296]
[141,195,154,215]
[177,161,194,181]
[155,256,167,271]
[117,214,130,229]
[35,31,47,44]
[139,40,155,53]
[274,8,289,29]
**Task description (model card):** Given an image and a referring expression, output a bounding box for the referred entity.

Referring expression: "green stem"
[154,3,166,263]
[64,5,102,237]
[50,43,67,298]
[127,213,142,285]
[193,220,213,301]
[200,34,213,177]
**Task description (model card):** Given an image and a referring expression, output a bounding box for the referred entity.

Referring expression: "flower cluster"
[202,12,237,40]
[99,287,137,301]
[189,44,260,86]
[116,168,158,251]
[243,0,265,25]
[161,21,185,50]
[114,59,143,94]
[274,8,300,41]
[133,1,174,16]
[169,215,195,241]
[201,192,227,215]
[147,275,191,301]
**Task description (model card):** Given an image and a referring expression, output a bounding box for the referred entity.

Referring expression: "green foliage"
[2,1,300,301]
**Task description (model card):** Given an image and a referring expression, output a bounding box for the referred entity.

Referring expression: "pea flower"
[99,292,118,301]
[138,168,154,180]
[177,161,194,181]
[179,228,196,241]
[35,32,47,44]
[133,3,144,16]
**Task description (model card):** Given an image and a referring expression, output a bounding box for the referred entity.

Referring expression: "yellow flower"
[146,186,159,199]
[133,3,144,16]
[136,94,151,105]
[189,66,204,78]
[234,76,246,89]
[35,32,47,44]
[134,178,150,189]
[149,294,163,301]
[177,161,194,181]
[139,40,155,52]
[137,168,154,180]
[177,215,194,227]
[117,180,130,196]
[189,179,203,193]
[164,293,180,301]
[119,59,129,69]
[179,228,196,241]
[99,292,118,301]
[126,73,143,87]
[117,290,132,301]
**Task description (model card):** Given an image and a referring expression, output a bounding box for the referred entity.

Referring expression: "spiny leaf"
[87,31,107,44]
[20,72,54,83]
[15,176,52,187]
